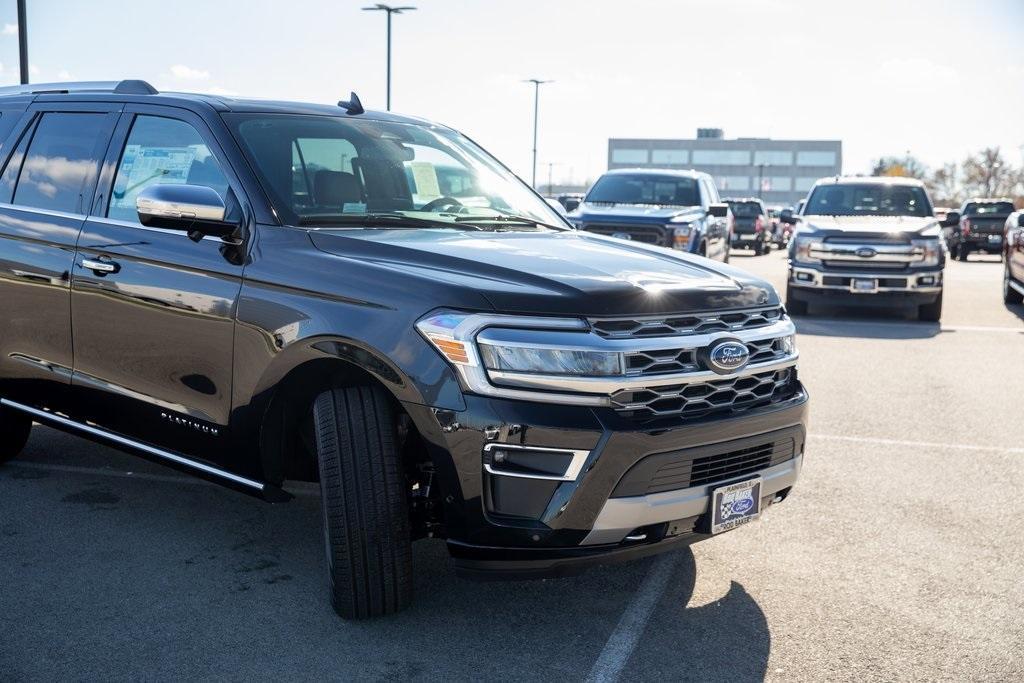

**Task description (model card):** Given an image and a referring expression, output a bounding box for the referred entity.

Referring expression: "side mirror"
[779,209,797,225]
[940,211,961,228]
[707,203,729,218]
[1017,213,1024,228]
[137,184,237,242]
[562,197,581,212]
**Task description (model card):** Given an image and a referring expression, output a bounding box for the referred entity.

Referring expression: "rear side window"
[11,112,108,214]
[108,115,231,222]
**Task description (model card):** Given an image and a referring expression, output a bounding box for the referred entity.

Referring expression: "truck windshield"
[586,174,700,207]
[963,201,1014,215]
[225,114,565,228]
[804,183,932,217]
[729,201,763,217]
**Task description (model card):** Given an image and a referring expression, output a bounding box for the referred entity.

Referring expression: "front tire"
[918,292,943,322]
[313,385,413,620]
[1004,267,1024,304]
[957,247,969,262]
[0,406,31,464]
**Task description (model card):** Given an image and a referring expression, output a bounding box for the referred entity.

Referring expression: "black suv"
[0,81,808,619]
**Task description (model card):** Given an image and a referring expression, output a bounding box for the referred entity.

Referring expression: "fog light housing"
[483,443,590,481]
[918,275,936,286]
[795,271,814,282]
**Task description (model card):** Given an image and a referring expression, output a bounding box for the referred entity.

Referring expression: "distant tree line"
[870,147,1024,208]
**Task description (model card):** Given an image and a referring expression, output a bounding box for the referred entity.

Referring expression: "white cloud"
[169,64,210,81]
[2,24,17,36]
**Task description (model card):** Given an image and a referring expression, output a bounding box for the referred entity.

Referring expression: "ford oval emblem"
[612,232,633,241]
[703,339,750,375]
[732,498,754,514]
[855,247,877,258]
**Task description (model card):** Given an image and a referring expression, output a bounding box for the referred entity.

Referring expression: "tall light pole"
[362,4,416,111]
[524,78,552,189]
[17,0,28,84]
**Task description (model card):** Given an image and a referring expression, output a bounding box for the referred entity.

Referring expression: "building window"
[796,151,837,166]
[761,176,793,192]
[651,149,689,165]
[753,150,793,166]
[611,148,649,164]
[692,150,750,165]
[716,176,750,191]
[794,177,820,191]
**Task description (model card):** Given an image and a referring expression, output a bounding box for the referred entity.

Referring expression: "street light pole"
[17,0,28,85]
[524,78,551,189]
[362,4,416,111]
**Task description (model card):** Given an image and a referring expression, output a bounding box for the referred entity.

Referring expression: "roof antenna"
[338,91,364,115]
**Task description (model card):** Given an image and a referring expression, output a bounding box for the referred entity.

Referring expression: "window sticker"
[111,145,198,212]
[409,161,441,199]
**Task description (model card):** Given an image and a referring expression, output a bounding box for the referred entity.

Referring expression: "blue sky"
[0,0,1020,186]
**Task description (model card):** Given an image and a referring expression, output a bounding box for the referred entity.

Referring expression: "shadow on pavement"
[793,313,941,340]
[1005,302,1024,323]
[0,428,772,681]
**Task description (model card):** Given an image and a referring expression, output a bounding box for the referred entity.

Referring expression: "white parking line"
[810,434,1024,454]
[940,324,1023,334]
[585,553,678,683]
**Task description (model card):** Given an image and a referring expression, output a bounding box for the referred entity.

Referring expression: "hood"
[800,215,940,236]
[309,228,776,317]
[573,202,704,224]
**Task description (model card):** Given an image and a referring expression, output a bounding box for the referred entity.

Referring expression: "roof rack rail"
[0,79,159,96]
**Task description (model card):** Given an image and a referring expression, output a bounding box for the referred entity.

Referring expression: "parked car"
[949,198,1015,261]
[724,198,771,255]
[766,205,788,247]
[781,176,950,321]
[0,81,808,620]
[1003,210,1024,304]
[570,169,732,261]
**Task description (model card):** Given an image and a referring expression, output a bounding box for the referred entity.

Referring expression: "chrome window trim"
[482,442,591,481]
[0,398,265,491]
[0,201,83,221]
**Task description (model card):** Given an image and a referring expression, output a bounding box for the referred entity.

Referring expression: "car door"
[1011,214,1024,283]
[70,105,250,462]
[0,103,119,413]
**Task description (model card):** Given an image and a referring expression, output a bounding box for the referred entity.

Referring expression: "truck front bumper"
[405,383,809,579]
[788,264,942,307]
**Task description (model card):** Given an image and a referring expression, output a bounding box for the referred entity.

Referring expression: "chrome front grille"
[582,223,667,245]
[624,336,788,377]
[610,368,795,420]
[590,306,784,340]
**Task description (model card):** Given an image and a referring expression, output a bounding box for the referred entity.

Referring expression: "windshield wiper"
[297,213,482,230]
[452,214,565,231]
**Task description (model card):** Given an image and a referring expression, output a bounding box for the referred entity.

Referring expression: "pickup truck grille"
[624,336,788,376]
[590,306,784,339]
[581,223,668,246]
[610,368,796,420]
[810,236,923,269]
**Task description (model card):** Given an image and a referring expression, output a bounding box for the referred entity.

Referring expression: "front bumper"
[960,236,1003,253]
[789,263,942,305]
[404,383,808,579]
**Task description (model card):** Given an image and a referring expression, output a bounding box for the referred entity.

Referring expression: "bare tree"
[871,154,927,179]
[961,147,1023,198]
[928,162,961,206]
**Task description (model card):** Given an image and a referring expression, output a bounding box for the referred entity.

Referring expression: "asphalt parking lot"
[2,249,1022,682]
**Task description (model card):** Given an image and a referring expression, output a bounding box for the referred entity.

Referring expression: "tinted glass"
[108,116,231,222]
[729,201,764,217]
[12,112,107,213]
[229,114,563,227]
[587,174,700,207]
[805,183,931,217]
[963,201,1014,215]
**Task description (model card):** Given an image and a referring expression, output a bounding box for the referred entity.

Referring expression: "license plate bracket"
[851,278,877,293]
[710,477,762,534]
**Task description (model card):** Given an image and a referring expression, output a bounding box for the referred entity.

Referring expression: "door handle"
[81,257,120,275]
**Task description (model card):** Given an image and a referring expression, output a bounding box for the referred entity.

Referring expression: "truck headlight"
[670,223,692,249]
[478,340,620,376]
[912,238,941,266]
[791,234,822,264]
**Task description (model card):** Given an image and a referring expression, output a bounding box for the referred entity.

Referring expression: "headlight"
[791,234,822,264]
[479,340,620,375]
[911,238,941,266]
[672,224,692,237]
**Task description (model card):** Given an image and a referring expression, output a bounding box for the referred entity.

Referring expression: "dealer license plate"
[710,477,762,534]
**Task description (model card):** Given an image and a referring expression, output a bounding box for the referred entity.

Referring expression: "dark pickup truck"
[950,198,1015,261]
[725,198,771,255]
[0,80,807,620]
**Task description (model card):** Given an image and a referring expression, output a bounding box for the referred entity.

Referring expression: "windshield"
[226,114,565,228]
[728,201,763,218]
[805,183,932,217]
[963,201,1014,215]
[586,174,700,207]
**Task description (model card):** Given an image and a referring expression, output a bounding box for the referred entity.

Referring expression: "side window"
[11,112,108,214]
[108,115,231,222]
[291,137,359,212]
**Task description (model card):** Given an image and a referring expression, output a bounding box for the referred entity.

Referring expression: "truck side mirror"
[940,211,960,228]
[707,203,729,218]
[1017,213,1024,228]
[779,209,797,225]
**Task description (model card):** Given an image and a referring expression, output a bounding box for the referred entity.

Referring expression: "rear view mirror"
[940,211,960,228]
[707,203,729,218]
[137,184,237,242]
